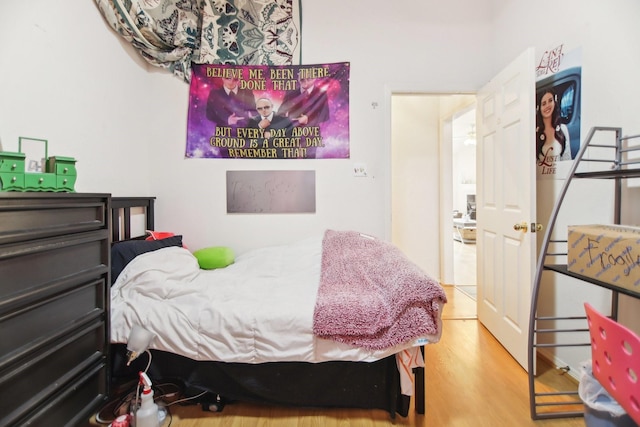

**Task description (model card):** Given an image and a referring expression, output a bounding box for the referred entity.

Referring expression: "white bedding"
[111,235,441,364]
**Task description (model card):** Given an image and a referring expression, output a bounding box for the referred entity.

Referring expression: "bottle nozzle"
[125,350,139,366]
[139,371,153,390]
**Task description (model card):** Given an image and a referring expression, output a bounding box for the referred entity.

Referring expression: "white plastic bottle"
[135,372,160,427]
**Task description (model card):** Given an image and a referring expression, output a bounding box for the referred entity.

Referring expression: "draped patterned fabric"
[94,0,302,83]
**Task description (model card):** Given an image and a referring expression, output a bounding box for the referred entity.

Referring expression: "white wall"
[0,0,495,254]
[3,1,637,250]
[0,0,156,195]
[2,2,639,267]
[391,95,441,276]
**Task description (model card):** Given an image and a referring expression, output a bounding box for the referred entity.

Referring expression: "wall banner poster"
[186,62,350,159]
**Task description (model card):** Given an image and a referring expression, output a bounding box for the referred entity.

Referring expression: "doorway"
[390,49,537,371]
[451,107,477,301]
[390,93,477,316]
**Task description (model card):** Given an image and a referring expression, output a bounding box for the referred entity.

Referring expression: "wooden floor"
[138,287,585,427]
[452,239,476,287]
[442,285,477,320]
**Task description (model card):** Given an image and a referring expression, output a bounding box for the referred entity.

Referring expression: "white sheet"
[111,235,440,364]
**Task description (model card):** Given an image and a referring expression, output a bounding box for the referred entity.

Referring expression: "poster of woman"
[535,46,582,179]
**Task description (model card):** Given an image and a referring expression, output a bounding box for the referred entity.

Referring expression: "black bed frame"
[109,197,425,419]
[111,197,155,242]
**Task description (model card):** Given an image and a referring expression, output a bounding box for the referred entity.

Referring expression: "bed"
[108,197,447,419]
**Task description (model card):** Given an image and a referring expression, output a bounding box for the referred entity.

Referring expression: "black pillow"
[111,236,183,284]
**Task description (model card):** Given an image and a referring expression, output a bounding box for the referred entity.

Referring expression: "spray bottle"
[135,371,160,427]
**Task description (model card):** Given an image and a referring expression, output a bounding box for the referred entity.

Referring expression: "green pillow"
[193,246,235,270]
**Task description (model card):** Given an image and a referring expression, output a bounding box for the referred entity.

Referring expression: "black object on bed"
[110,235,182,284]
[109,197,425,420]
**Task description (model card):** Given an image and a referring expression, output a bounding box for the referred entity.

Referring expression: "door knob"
[513,222,528,232]
[532,223,543,233]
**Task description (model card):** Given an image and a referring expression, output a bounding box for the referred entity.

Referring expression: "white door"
[476,48,537,371]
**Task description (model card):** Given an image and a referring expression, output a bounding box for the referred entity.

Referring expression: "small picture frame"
[19,137,48,173]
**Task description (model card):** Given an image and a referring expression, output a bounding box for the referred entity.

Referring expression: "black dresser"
[0,193,111,426]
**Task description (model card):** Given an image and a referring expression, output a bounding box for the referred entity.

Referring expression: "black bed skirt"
[110,344,410,418]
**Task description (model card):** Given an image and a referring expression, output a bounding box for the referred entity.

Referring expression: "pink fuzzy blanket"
[312,230,447,350]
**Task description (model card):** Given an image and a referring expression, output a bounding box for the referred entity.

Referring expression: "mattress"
[110,234,442,364]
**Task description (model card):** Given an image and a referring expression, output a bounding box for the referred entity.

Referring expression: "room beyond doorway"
[389,93,476,313]
[453,239,476,300]
[451,106,477,299]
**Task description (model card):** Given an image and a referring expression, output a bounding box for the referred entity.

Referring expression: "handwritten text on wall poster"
[186,63,350,159]
[226,170,316,214]
[536,44,565,78]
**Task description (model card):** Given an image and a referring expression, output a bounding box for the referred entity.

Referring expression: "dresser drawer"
[0,278,106,360]
[33,365,107,427]
[0,151,25,172]
[0,320,107,425]
[0,194,108,244]
[2,354,107,426]
[0,231,108,305]
[47,156,77,176]
[0,172,24,191]
[57,174,77,191]
[23,173,57,191]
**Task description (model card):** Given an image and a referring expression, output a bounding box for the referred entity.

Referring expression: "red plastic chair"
[585,302,640,425]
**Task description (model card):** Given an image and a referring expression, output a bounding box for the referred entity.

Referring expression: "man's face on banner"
[256,99,273,117]
[299,78,316,91]
[222,77,240,90]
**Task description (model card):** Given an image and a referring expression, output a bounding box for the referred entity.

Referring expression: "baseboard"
[536,348,581,383]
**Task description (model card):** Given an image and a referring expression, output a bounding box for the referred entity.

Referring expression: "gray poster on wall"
[226,170,316,214]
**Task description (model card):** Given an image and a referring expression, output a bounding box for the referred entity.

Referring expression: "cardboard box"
[567,224,640,292]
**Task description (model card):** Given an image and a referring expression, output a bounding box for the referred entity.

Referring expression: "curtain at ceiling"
[94,0,301,83]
